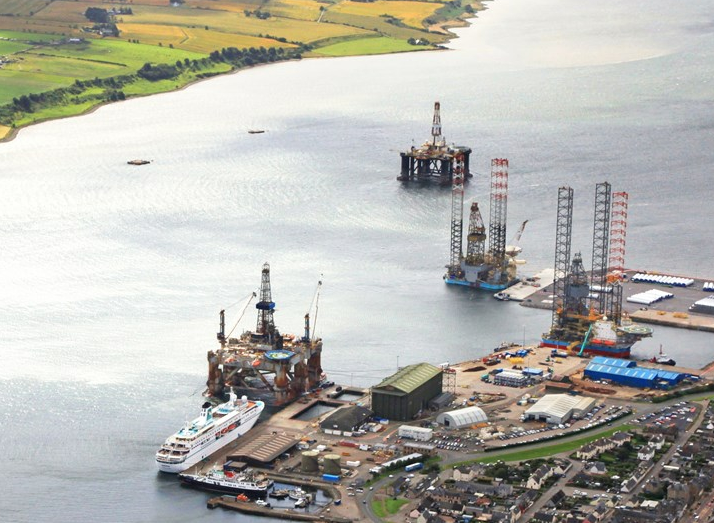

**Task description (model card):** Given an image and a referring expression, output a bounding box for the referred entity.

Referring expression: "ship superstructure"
[155,390,264,473]
[206,263,324,408]
[541,183,652,358]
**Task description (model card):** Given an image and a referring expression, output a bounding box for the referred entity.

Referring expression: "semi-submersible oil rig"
[398,102,472,185]
[206,263,324,408]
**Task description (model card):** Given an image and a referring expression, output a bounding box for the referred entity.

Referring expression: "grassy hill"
[0,0,484,139]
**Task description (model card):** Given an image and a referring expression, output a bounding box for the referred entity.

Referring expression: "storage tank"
[301,450,320,473]
[322,454,342,475]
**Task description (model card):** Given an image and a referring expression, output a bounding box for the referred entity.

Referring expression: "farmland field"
[0,0,476,139]
[0,0,49,17]
[329,0,442,29]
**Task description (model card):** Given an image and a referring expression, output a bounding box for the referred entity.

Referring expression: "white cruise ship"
[155,390,264,473]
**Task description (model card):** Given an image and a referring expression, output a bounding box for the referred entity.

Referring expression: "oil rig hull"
[444,276,517,291]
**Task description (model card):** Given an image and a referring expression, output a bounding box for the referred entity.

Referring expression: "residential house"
[649,434,665,450]
[584,461,607,475]
[526,464,553,490]
[638,445,655,461]
[577,443,599,460]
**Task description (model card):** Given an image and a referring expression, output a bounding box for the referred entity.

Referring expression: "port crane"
[505,219,528,257]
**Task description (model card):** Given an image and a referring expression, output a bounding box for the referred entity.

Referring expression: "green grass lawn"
[464,425,634,465]
[315,36,423,56]
[372,497,409,518]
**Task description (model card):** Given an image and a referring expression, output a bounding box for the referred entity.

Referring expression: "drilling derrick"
[487,158,509,283]
[431,101,443,146]
[606,191,629,323]
[398,101,472,184]
[465,202,486,266]
[590,182,611,316]
[255,262,278,345]
[563,252,591,319]
[552,186,574,329]
[447,157,465,278]
[609,192,629,275]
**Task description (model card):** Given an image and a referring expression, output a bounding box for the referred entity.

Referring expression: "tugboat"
[650,345,676,366]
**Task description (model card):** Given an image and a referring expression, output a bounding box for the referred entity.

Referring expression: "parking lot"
[631,400,698,430]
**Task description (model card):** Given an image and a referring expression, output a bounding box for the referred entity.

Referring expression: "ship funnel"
[200,401,213,423]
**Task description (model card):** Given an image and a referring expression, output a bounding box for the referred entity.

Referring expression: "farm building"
[524,394,597,424]
[371,363,443,421]
[319,405,373,436]
[584,360,687,389]
[436,406,488,428]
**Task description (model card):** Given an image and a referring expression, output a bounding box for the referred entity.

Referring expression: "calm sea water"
[1,0,713,520]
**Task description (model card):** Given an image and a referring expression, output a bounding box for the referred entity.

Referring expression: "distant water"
[1,0,714,520]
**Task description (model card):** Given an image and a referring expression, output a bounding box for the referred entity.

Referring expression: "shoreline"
[0,12,482,145]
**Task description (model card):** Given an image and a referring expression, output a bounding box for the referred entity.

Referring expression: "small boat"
[236,493,249,502]
[494,292,511,301]
[288,487,307,500]
[294,498,308,508]
[269,488,290,499]
[127,159,150,165]
[248,129,265,134]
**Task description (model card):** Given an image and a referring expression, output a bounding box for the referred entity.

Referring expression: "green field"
[315,36,423,56]
[0,0,480,139]
[0,40,32,54]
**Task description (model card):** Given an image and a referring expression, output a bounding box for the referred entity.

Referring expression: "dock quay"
[494,268,554,302]
[207,494,353,522]
[520,268,714,332]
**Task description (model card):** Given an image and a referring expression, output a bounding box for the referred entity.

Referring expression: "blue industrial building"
[585,358,688,389]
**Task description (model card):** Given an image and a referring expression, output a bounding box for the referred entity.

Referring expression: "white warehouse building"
[436,406,488,428]
[524,394,596,425]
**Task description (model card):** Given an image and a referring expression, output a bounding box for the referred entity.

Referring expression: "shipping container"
[322,473,340,482]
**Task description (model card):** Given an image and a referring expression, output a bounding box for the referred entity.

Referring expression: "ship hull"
[178,474,272,496]
[540,338,632,359]
[444,277,515,291]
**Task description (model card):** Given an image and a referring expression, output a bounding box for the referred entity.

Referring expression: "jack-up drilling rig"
[540,184,652,358]
[444,158,519,290]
